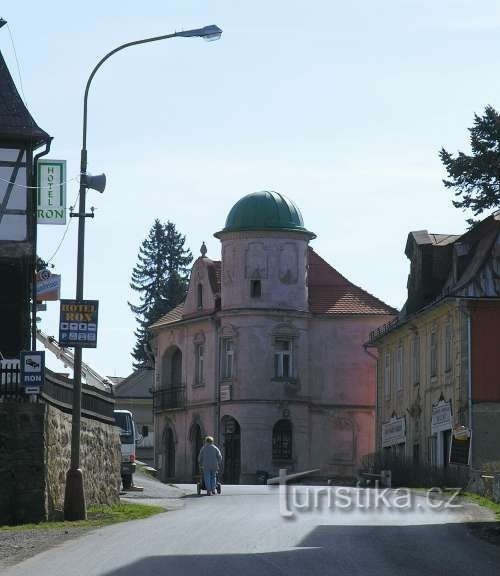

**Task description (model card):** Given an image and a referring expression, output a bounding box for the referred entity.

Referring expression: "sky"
[1,0,498,378]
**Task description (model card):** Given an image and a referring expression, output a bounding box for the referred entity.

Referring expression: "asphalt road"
[3,471,500,576]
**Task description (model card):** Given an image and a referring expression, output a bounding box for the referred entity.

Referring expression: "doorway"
[163,427,175,480]
[221,416,241,484]
[191,423,203,478]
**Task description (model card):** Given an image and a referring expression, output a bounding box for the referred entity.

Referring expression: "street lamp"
[63,24,223,521]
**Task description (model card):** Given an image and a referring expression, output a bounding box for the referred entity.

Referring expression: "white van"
[114,409,137,489]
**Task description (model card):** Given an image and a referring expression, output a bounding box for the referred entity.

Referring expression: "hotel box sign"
[59,299,98,348]
[37,159,66,225]
[431,399,452,434]
[382,416,406,447]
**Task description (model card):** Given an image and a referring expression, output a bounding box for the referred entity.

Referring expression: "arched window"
[272,419,292,460]
[161,346,182,389]
[197,283,203,309]
[171,348,182,386]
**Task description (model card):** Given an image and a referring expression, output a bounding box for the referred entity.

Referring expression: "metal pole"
[63,148,88,521]
[63,25,221,521]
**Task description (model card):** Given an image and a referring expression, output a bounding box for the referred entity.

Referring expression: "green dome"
[216,191,315,237]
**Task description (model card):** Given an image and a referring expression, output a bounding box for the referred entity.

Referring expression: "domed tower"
[214,191,315,311]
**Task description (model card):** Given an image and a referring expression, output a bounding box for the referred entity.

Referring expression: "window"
[251,279,261,298]
[195,344,204,385]
[274,339,293,378]
[396,343,404,392]
[444,322,452,372]
[430,329,437,377]
[223,338,234,379]
[413,443,420,464]
[272,420,292,459]
[411,336,420,384]
[384,352,391,398]
[197,283,203,309]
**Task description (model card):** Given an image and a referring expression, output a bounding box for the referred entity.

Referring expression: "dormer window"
[251,279,261,298]
[197,283,203,309]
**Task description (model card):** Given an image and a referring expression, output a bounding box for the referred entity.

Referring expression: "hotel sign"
[59,299,98,348]
[431,399,452,434]
[382,416,406,447]
[37,159,66,225]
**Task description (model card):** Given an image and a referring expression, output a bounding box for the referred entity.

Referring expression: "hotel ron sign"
[37,159,66,225]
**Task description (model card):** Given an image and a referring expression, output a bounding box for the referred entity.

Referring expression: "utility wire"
[6,23,27,106]
[0,174,80,190]
[45,190,80,265]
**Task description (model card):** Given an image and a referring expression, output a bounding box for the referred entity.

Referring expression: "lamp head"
[0,18,7,29]
[177,24,222,41]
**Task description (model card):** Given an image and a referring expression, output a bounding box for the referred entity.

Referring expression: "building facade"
[151,191,395,483]
[113,370,154,464]
[369,211,500,469]
[0,50,50,357]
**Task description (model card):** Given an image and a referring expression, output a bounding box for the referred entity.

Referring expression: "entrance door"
[164,428,175,480]
[191,424,203,477]
[222,416,241,484]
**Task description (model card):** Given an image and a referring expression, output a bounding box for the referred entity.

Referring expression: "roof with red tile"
[150,249,396,329]
[307,249,397,316]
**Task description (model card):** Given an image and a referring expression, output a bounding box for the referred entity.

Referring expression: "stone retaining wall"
[0,402,121,525]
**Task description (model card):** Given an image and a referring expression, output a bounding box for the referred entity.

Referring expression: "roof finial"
[200,241,207,257]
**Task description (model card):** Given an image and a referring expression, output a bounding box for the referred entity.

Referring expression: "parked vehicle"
[114,409,137,489]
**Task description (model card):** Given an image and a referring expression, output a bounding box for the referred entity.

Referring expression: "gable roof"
[307,249,397,316]
[113,369,153,399]
[0,51,50,146]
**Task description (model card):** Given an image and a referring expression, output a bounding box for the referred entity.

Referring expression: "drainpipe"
[467,309,473,465]
[364,344,379,452]
[31,138,52,350]
[214,316,221,444]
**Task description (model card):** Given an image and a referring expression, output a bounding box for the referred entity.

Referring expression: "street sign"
[449,427,471,465]
[20,350,45,394]
[36,269,61,301]
[59,299,99,348]
[37,159,66,225]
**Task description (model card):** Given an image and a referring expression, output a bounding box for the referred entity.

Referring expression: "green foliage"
[0,502,165,531]
[128,220,192,369]
[440,105,500,225]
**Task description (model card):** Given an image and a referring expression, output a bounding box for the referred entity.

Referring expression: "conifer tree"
[440,105,500,225]
[129,220,192,369]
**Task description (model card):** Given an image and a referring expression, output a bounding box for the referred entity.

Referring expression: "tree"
[440,105,500,226]
[129,220,192,369]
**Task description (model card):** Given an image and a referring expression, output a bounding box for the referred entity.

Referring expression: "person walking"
[198,436,222,495]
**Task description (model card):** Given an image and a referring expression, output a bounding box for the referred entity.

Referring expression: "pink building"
[150,191,395,483]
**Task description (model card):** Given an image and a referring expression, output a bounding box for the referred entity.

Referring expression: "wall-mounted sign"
[20,350,45,394]
[220,384,231,402]
[37,159,66,225]
[382,416,406,447]
[449,427,471,466]
[59,299,98,348]
[36,269,61,301]
[431,399,452,434]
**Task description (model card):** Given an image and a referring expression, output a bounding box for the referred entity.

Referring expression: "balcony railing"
[153,385,186,412]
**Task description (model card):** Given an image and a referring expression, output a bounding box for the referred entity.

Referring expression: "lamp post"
[63,24,223,521]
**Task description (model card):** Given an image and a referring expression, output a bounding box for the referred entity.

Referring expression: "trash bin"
[256,470,269,485]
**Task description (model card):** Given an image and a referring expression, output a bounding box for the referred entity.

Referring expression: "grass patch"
[0,502,165,532]
[136,462,157,479]
[461,492,500,519]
